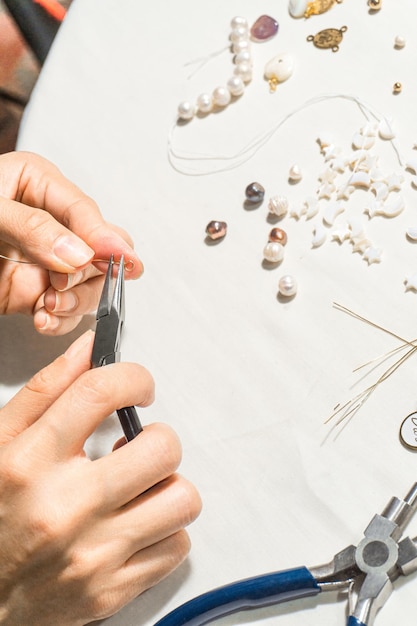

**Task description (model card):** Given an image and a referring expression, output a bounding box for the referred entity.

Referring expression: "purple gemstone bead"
[250,15,279,43]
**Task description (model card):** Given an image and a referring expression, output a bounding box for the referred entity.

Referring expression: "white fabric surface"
[3,0,417,623]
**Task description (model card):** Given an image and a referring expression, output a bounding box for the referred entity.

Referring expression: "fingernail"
[37,311,59,332]
[44,290,77,313]
[53,235,94,269]
[55,271,83,292]
[64,330,94,359]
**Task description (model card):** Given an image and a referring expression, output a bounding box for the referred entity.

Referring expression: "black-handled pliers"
[91,254,142,441]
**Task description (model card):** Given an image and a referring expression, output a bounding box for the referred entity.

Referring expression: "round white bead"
[177,100,194,120]
[212,86,231,107]
[278,275,297,297]
[227,76,245,97]
[234,62,252,83]
[263,242,284,263]
[230,26,249,43]
[268,195,289,217]
[234,50,252,66]
[196,92,213,114]
[230,16,248,30]
[232,39,250,54]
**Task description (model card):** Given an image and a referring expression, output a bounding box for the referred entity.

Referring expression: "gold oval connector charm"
[307,25,347,52]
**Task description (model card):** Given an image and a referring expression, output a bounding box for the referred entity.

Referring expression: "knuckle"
[167,529,192,568]
[148,423,183,475]
[24,211,54,246]
[174,477,202,526]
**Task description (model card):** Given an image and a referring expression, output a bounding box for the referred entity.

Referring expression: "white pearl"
[196,92,213,114]
[268,195,289,217]
[231,16,248,30]
[234,62,252,83]
[227,76,245,97]
[263,242,284,263]
[395,35,406,48]
[212,86,231,107]
[288,164,302,182]
[230,26,249,43]
[234,50,252,65]
[288,0,309,18]
[177,100,194,120]
[232,39,250,54]
[278,275,297,297]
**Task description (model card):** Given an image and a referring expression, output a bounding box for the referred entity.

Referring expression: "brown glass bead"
[269,227,288,246]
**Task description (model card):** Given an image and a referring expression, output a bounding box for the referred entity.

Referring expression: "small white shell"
[378,117,396,140]
[323,201,344,226]
[268,195,289,217]
[288,164,302,182]
[386,172,404,191]
[394,35,406,49]
[380,193,405,217]
[349,218,366,240]
[360,123,378,137]
[264,54,294,84]
[365,199,384,218]
[288,0,308,18]
[352,238,372,254]
[352,133,375,150]
[318,183,335,200]
[363,247,382,265]
[348,171,371,188]
[331,224,351,243]
[406,227,417,241]
[312,223,326,248]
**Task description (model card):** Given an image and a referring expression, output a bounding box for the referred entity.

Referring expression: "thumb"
[0,331,94,444]
[0,197,94,272]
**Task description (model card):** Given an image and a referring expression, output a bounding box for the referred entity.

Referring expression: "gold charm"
[307,25,347,52]
[304,0,343,18]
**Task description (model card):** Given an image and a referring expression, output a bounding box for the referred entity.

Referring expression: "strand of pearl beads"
[177,16,253,121]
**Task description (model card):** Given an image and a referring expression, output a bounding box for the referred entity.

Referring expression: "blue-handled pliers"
[155,484,417,626]
[91,254,142,441]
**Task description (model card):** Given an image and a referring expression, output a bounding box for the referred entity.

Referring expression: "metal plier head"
[91,254,125,368]
[312,483,417,625]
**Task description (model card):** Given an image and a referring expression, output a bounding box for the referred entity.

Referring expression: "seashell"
[288,164,302,182]
[331,224,350,243]
[363,246,382,265]
[360,123,378,137]
[352,133,375,150]
[406,227,417,241]
[348,171,371,188]
[288,0,309,18]
[318,183,335,200]
[394,35,406,49]
[365,199,384,218]
[264,54,294,84]
[323,201,344,226]
[385,172,404,191]
[268,195,289,217]
[352,238,372,254]
[290,204,305,219]
[405,274,417,292]
[378,117,396,140]
[317,133,334,149]
[312,223,326,248]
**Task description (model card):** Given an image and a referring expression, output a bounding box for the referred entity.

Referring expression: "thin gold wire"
[0,254,135,271]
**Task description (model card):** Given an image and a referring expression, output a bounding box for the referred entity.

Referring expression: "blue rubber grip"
[154,566,321,626]
[347,618,366,626]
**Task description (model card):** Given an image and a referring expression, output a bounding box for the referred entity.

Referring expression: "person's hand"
[0,151,144,335]
[0,331,201,625]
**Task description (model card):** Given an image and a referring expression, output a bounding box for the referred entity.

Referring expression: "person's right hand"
[0,331,201,625]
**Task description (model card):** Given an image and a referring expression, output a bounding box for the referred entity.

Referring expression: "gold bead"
[368,0,382,9]
[393,82,402,94]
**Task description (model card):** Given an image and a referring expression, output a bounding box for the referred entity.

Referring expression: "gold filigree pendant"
[304,0,343,18]
[307,25,347,52]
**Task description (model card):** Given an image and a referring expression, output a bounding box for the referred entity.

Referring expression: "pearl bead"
[269,228,288,246]
[263,242,284,263]
[395,35,406,49]
[177,100,194,120]
[196,93,213,114]
[227,76,245,97]
[231,16,248,30]
[230,26,248,43]
[234,62,252,83]
[212,86,231,107]
[278,275,297,297]
[206,220,227,240]
[234,50,252,65]
[245,182,265,204]
[232,39,250,54]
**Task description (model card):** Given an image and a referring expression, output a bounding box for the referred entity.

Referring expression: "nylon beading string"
[168,93,404,176]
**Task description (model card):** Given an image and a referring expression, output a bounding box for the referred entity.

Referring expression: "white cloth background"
[2,0,417,623]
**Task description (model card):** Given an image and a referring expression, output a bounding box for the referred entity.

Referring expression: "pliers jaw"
[312,483,417,626]
[91,254,125,368]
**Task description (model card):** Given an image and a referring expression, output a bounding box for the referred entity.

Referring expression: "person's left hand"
[0,151,144,335]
